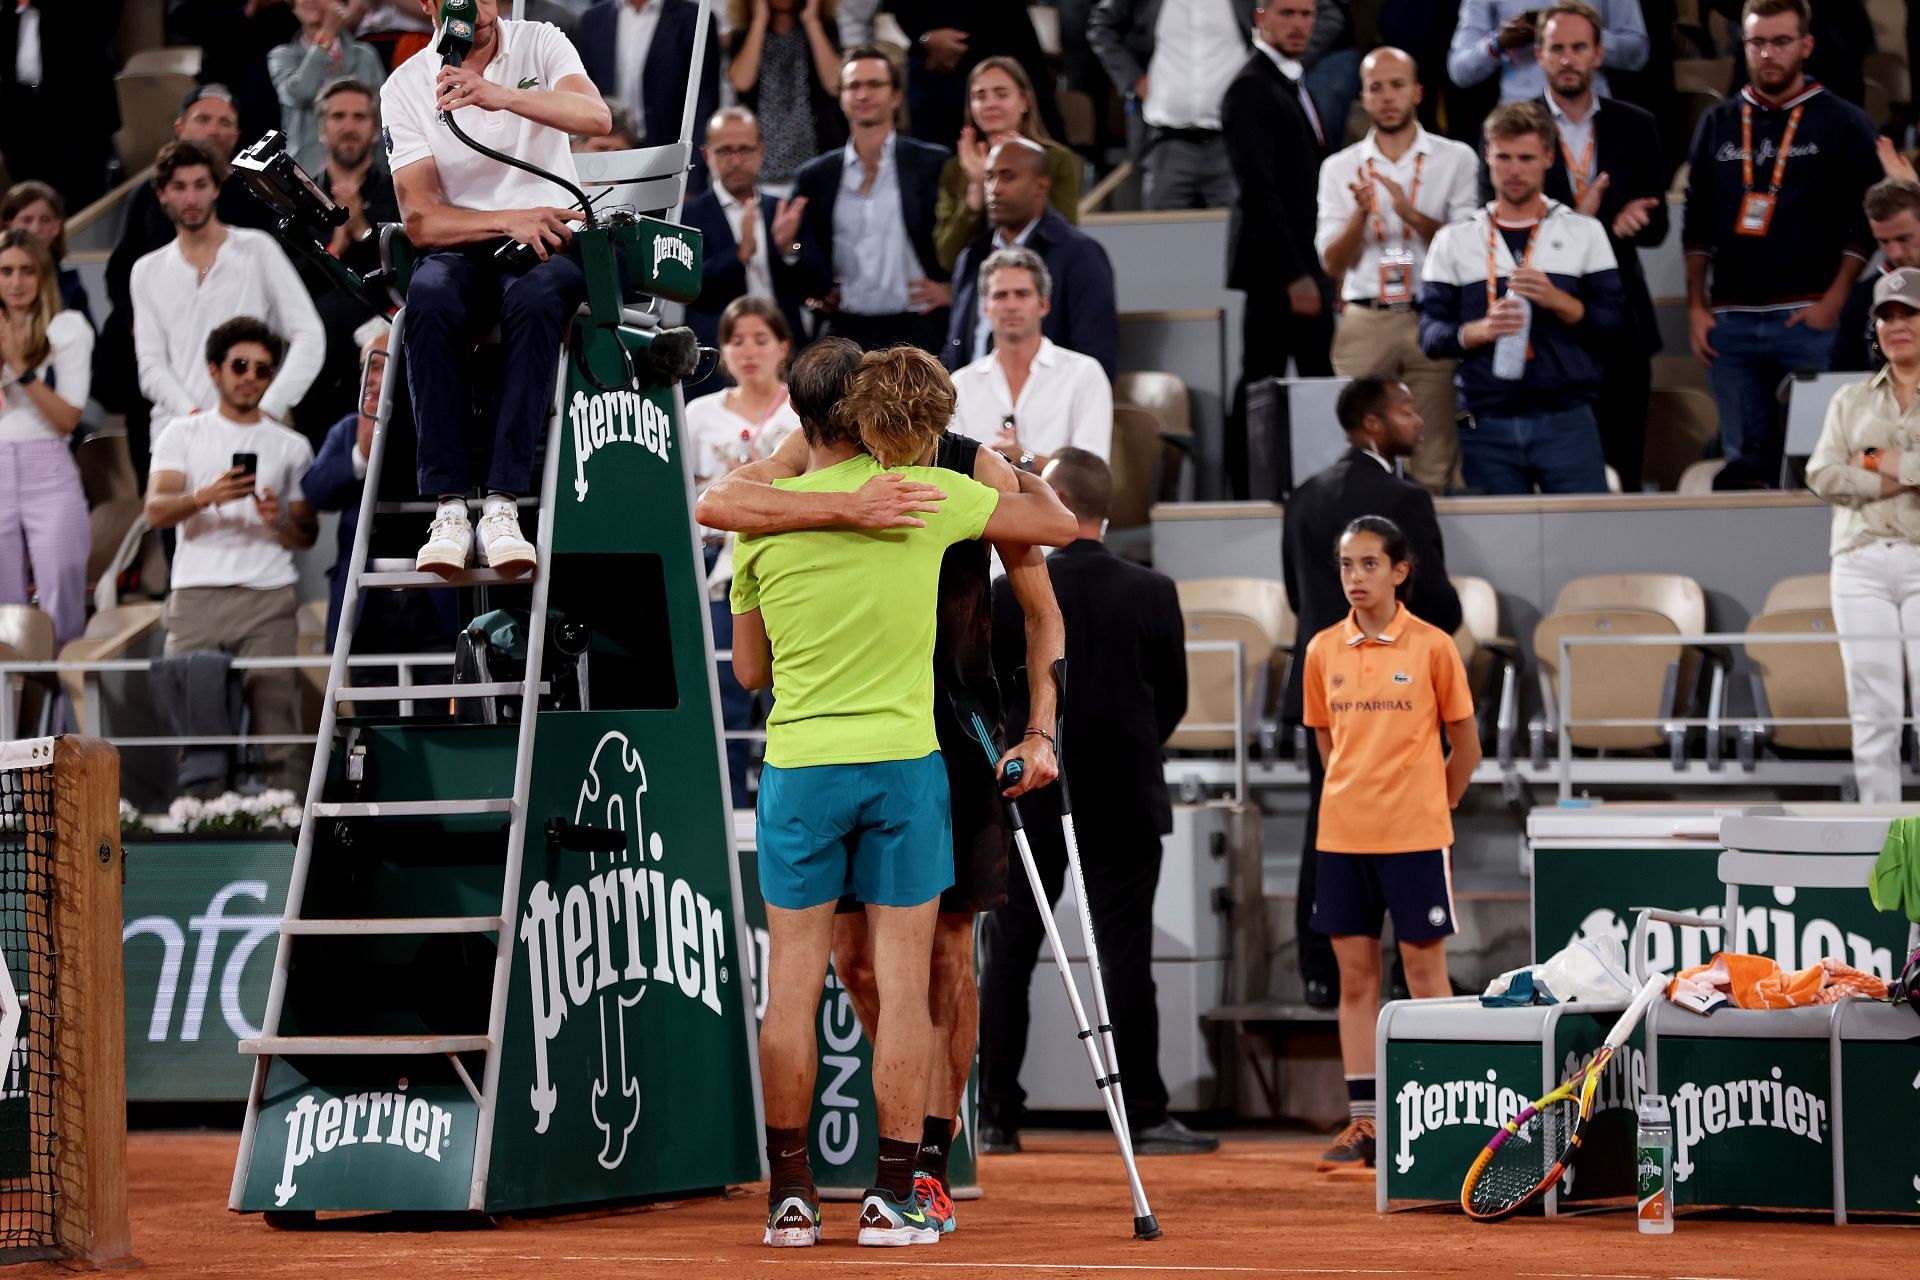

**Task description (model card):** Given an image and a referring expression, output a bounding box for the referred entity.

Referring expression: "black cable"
[442,110,596,224]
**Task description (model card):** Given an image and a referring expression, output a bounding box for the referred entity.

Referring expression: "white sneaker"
[415,505,472,576]
[475,504,536,575]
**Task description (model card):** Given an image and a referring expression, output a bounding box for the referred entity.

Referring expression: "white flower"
[119,799,139,822]
[208,793,242,818]
[258,789,297,810]
[168,796,204,825]
[278,806,303,829]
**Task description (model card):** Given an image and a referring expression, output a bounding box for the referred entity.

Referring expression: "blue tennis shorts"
[1310,848,1456,942]
[756,753,955,910]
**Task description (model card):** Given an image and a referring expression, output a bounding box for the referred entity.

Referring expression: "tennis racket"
[1460,973,1667,1222]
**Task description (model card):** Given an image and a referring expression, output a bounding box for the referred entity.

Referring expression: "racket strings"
[1467,1101,1575,1215]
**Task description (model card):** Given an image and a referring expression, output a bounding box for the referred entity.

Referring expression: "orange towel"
[1668,952,1889,1013]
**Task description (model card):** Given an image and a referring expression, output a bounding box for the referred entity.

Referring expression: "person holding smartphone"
[144,316,320,792]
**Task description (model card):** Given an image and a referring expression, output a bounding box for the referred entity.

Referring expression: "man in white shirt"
[143,317,320,791]
[380,0,611,575]
[1316,48,1480,492]
[130,141,327,431]
[1088,0,1256,210]
[951,247,1113,472]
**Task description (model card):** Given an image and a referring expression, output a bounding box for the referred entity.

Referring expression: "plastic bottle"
[1637,1093,1674,1234]
[1491,293,1532,381]
[737,428,754,465]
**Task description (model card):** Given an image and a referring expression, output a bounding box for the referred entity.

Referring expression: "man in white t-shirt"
[950,247,1112,473]
[380,0,612,575]
[144,317,320,791]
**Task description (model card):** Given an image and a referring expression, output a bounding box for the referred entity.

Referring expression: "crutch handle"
[998,759,1027,831]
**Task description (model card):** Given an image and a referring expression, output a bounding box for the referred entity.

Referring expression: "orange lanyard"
[1740,99,1805,195]
[1486,207,1544,309]
[1367,153,1424,244]
[1559,130,1596,199]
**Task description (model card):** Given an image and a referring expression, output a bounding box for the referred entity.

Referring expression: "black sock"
[1346,1074,1378,1122]
[919,1115,952,1192]
[874,1136,919,1201]
[766,1125,812,1200]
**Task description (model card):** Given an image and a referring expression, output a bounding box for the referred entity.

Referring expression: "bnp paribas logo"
[567,388,673,502]
[520,731,729,1170]
[275,1081,455,1206]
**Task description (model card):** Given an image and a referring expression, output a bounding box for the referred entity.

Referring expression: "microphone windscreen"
[645,327,701,381]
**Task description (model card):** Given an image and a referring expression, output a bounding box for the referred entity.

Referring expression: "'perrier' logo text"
[568,389,672,502]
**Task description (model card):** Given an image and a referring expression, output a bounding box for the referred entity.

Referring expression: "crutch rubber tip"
[1134,1214,1162,1240]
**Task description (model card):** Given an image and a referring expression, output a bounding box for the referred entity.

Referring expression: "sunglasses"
[226,357,276,378]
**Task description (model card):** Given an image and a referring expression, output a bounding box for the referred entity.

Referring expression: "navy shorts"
[1310,848,1456,942]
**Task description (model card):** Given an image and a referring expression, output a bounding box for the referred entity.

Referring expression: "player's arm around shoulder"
[697,431,948,533]
[973,451,1076,546]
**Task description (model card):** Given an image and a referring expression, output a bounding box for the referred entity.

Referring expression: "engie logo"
[1671,1067,1826,1183]
[124,881,280,1043]
[521,732,729,1170]
[652,234,694,277]
[568,389,673,502]
[1571,888,1894,979]
[275,1081,454,1206]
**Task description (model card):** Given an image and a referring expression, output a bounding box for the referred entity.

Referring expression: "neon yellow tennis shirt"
[730,453,1000,768]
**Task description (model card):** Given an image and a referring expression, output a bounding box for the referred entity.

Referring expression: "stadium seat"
[1108,402,1192,563]
[1741,574,1851,765]
[1028,4,1061,57]
[1168,578,1292,755]
[74,432,145,591]
[1651,352,1711,395]
[56,602,165,734]
[1452,574,1521,766]
[120,47,203,78]
[1529,573,1723,768]
[1676,458,1725,494]
[114,70,197,176]
[0,604,57,736]
[1644,386,1719,491]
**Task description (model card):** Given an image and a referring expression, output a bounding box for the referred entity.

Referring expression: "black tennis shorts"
[1310,848,1456,942]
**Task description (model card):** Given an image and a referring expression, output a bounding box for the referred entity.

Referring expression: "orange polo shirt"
[1302,602,1474,854]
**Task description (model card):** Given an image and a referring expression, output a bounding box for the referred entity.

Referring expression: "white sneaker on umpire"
[415,503,472,576]
[475,501,536,575]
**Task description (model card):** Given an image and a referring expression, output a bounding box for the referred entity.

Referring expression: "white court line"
[540,1260,1735,1279]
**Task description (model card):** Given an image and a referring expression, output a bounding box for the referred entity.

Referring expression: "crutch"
[954,686,1161,1241]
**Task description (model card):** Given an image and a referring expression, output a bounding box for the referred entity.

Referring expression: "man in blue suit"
[681,107,808,355]
[575,0,721,193]
[944,139,1118,379]
[772,46,951,352]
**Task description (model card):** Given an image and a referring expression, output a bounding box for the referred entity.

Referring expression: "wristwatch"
[16,368,36,386]
[1017,451,1035,473]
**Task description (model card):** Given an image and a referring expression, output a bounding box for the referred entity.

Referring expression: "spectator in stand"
[1448,0,1648,103]
[934,58,1081,274]
[99,85,276,484]
[3,183,91,326]
[270,0,388,173]
[950,246,1114,471]
[573,103,642,152]
[1526,0,1666,492]
[886,2,1063,149]
[683,108,809,357]
[1281,374,1461,1011]
[725,0,845,189]
[170,0,304,150]
[1225,1,1335,500]
[684,296,803,802]
[576,0,721,191]
[0,1,121,212]
[297,78,400,434]
[143,316,319,791]
[1682,0,1878,489]
[0,230,92,648]
[1806,268,1920,805]
[777,46,951,352]
[1711,0,1874,108]
[1418,101,1623,494]
[945,140,1117,377]
[1834,180,1920,374]
[1088,0,1255,210]
[1318,47,1481,494]
[130,142,326,431]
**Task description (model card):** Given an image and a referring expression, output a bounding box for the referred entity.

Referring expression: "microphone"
[437,0,476,69]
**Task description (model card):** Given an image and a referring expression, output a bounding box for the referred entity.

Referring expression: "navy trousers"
[403,245,588,497]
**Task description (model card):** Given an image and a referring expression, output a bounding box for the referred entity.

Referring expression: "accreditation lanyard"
[1736,99,1804,237]
[1487,211,1543,358]
[1559,130,1596,201]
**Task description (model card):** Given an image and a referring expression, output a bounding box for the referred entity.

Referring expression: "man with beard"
[1317,46,1480,493]
[1682,0,1877,488]
[1523,1,1665,491]
[683,107,808,355]
[129,141,325,430]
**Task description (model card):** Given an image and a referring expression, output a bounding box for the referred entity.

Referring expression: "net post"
[50,735,129,1264]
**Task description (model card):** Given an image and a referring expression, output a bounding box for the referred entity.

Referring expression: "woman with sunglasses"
[0,229,92,648]
[932,57,1081,273]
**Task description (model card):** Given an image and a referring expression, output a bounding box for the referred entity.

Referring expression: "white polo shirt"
[950,339,1113,463]
[1314,126,1480,304]
[381,18,587,212]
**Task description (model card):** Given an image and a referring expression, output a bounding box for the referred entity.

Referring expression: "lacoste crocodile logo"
[518,76,540,89]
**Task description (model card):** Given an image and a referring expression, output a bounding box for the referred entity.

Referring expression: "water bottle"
[1636,1093,1674,1234]
[1491,293,1532,381]
[737,428,754,465]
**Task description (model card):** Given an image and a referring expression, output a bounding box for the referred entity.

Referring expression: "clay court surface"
[43,1131,1915,1279]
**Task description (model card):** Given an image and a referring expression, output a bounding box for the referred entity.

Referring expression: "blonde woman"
[932,57,1081,273]
[1807,268,1920,803]
[0,229,92,647]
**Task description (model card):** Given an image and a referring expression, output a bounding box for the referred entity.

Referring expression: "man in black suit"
[944,140,1119,378]
[1281,374,1461,1008]
[1530,1,1666,491]
[681,107,809,357]
[774,46,952,352]
[575,0,721,192]
[982,449,1217,1156]
[1224,0,1336,500]
[0,0,120,211]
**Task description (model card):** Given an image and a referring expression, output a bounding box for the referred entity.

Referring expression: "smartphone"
[231,451,259,481]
